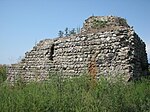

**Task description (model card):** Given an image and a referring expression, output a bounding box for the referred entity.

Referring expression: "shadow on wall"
[50,44,54,61]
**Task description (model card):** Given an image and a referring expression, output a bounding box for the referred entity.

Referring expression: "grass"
[0,74,150,112]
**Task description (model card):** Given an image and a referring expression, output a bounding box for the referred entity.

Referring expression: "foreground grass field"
[0,74,150,112]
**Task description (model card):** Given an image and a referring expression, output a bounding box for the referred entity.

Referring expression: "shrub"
[118,18,128,26]
[0,74,149,112]
[92,19,107,29]
[0,65,7,84]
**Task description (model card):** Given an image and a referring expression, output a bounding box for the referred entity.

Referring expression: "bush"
[0,75,150,112]
[92,19,107,29]
[118,18,128,26]
[0,65,7,84]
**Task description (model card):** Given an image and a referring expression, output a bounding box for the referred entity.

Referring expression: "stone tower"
[7,16,148,82]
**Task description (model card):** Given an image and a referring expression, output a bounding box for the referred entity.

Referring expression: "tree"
[64,27,69,37]
[69,28,76,35]
[58,30,64,37]
[76,27,81,34]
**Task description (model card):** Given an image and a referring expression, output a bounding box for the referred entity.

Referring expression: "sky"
[0,0,150,64]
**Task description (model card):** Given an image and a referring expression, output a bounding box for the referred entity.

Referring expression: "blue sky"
[0,0,150,64]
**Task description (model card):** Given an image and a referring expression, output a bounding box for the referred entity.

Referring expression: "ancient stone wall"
[81,16,129,33]
[7,16,148,82]
[7,39,54,82]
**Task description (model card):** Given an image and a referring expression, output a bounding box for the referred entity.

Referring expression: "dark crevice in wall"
[50,44,54,61]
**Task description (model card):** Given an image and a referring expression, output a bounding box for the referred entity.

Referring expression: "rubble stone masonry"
[7,16,148,82]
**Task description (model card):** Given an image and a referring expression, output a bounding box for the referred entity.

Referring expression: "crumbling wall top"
[81,16,129,33]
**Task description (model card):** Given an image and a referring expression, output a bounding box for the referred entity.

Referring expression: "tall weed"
[0,74,149,112]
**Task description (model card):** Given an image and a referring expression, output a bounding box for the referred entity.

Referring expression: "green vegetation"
[91,18,128,29]
[118,18,128,26]
[92,19,108,29]
[58,30,64,38]
[0,74,150,112]
[58,27,81,37]
[0,65,7,84]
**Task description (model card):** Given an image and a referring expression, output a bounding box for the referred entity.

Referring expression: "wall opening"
[50,44,54,61]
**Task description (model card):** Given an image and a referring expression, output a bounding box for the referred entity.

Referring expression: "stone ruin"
[7,16,149,82]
